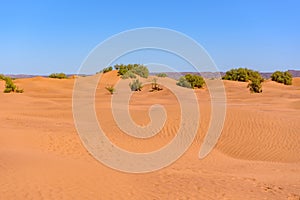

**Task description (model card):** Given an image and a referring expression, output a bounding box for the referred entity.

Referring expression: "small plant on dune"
[248,79,262,93]
[271,71,292,85]
[15,88,24,93]
[156,73,167,77]
[1,76,24,93]
[49,73,68,79]
[129,79,143,91]
[150,78,163,92]
[105,85,115,94]
[98,66,113,74]
[177,74,205,89]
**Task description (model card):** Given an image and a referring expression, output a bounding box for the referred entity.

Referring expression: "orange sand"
[0,73,299,199]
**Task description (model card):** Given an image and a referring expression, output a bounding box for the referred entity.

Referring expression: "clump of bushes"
[98,66,113,74]
[49,73,67,79]
[115,64,149,79]
[0,75,23,93]
[222,68,264,93]
[156,73,167,77]
[248,79,262,93]
[271,71,292,85]
[121,70,136,79]
[129,79,143,91]
[177,74,205,89]
[105,85,115,94]
[222,68,264,82]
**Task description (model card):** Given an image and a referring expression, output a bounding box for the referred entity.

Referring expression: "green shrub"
[116,64,149,78]
[176,76,192,88]
[129,79,143,91]
[4,87,13,93]
[131,65,149,78]
[4,77,16,92]
[177,74,205,89]
[98,66,113,74]
[121,70,137,79]
[105,85,115,94]
[222,68,264,82]
[49,73,67,79]
[248,79,262,93]
[0,74,5,80]
[157,73,167,77]
[151,78,163,91]
[1,75,23,93]
[271,71,292,85]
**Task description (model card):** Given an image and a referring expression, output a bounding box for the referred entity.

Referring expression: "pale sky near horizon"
[0,0,299,74]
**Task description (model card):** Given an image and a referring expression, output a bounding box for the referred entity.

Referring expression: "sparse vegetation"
[98,66,113,74]
[105,85,115,94]
[223,68,264,93]
[115,64,149,79]
[49,73,67,79]
[0,75,24,93]
[222,68,264,82]
[248,79,262,93]
[177,74,205,89]
[150,78,163,92]
[0,74,5,80]
[156,73,167,77]
[121,70,137,79]
[177,76,192,88]
[271,71,292,85]
[129,79,143,91]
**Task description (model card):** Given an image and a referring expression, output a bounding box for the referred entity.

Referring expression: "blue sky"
[0,0,299,74]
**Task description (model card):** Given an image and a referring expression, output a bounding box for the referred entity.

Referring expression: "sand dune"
[0,71,299,199]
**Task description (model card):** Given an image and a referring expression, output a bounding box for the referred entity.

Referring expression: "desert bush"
[0,75,23,93]
[131,65,149,78]
[150,78,163,91]
[222,68,264,82]
[49,73,67,79]
[129,79,143,91]
[98,66,113,74]
[105,85,115,94]
[156,73,167,77]
[271,71,292,85]
[4,77,16,92]
[116,64,149,78]
[248,79,262,93]
[0,74,5,80]
[176,76,192,88]
[177,74,205,89]
[121,70,137,79]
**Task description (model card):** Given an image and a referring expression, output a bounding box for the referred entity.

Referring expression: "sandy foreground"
[0,71,300,200]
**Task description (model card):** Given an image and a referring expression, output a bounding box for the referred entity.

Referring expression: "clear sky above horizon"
[1,0,299,74]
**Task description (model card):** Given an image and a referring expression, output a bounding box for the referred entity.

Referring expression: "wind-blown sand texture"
[0,71,300,199]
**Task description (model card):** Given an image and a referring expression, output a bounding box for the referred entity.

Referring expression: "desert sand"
[0,71,300,200]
